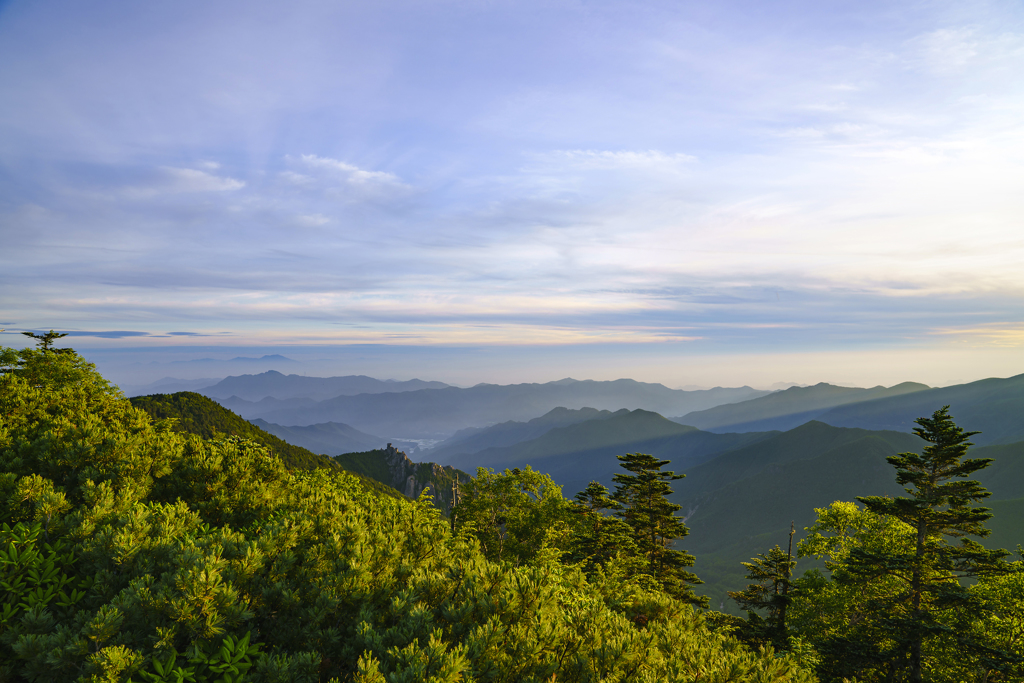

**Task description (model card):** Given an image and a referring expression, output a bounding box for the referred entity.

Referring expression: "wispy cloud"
[542,149,697,170]
[121,167,245,198]
[932,323,1024,347]
[296,155,403,186]
[2,0,1023,385]
[8,329,223,339]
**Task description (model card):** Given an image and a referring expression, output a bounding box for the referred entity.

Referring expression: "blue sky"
[1,0,1022,388]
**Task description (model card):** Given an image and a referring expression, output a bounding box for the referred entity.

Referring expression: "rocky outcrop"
[381,443,469,512]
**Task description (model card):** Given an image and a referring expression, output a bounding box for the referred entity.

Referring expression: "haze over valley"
[122,365,1024,614]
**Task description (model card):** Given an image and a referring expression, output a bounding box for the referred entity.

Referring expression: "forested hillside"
[0,343,818,682]
[129,391,403,501]
[131,392,463,510]
[2,340,1022,682]
[446,409,776,495]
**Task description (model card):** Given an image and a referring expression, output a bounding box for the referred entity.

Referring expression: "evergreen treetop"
[0,345,816,682]
[729,524,797,650]
[567,480,642,576]
[21,329,71,353]
[612,452,705,605]
[844,406,1014,682]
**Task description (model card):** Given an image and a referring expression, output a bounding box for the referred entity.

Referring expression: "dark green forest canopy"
[131,391,338,467]
[0,344,816,683]
[129,391,404,501]
[742,408,1024,683]
[4,339,1021,683]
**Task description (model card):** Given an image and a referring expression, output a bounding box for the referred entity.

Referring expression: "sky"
[1,0,1022,389]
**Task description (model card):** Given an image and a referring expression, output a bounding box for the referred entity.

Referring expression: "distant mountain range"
[675,381,930,432]
[119,377,222,396]
[251,419,418,455]
[122,370,451,400]
[805,373,1024,446]
[425,407,621,463]
[674,374,1024,446]
[219,378,772,439]
[433,404,1024,612]
[446,409,777,495]
[202,371,452,401]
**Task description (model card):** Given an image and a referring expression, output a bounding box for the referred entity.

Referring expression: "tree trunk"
[910,517,926,683]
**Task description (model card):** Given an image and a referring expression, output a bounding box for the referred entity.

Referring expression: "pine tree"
[21,329,71,352]
[568,481,640,574]
[0,345,818,683]
[729,523,797,649]
[844,406,1012,682]
[611,453,705,605]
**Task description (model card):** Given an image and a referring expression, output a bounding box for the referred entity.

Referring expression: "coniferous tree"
[729,524,797,649]
[21,329,71,352]
[0,344,818,683]
[568,481,641,575]
[611,453,705,605]
[842,406,1013,682]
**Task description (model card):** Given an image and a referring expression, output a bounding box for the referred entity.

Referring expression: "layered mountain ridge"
[216,377,772,439]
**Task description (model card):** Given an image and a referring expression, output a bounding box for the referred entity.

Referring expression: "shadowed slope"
[816,373,1024,445]
[449,409,777,496]
[426,407,619,463]
[675,382,930,433]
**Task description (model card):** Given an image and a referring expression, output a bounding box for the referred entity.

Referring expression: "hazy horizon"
[3,336,1012,394]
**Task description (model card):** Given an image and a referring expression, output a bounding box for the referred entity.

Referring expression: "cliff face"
[382,443,470,512]
[335,444,470,512]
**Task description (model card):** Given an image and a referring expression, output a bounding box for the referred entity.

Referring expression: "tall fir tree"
[729,523,797,649]
[611,453,705,605]
[21,329,71,352]
[841,406,1013,682]
[567,481,641,575]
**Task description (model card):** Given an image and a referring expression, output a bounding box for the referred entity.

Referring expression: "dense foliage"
[731,409,1024,682]
[785,502,1024,681]
[845,408,1011,681]
[727,534,796,651]
[611,453,703,605]
[449,455,703,606]
[0,344,814,683]
[129,392,403,501]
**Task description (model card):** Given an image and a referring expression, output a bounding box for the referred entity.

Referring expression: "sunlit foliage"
[0,343,814,683]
